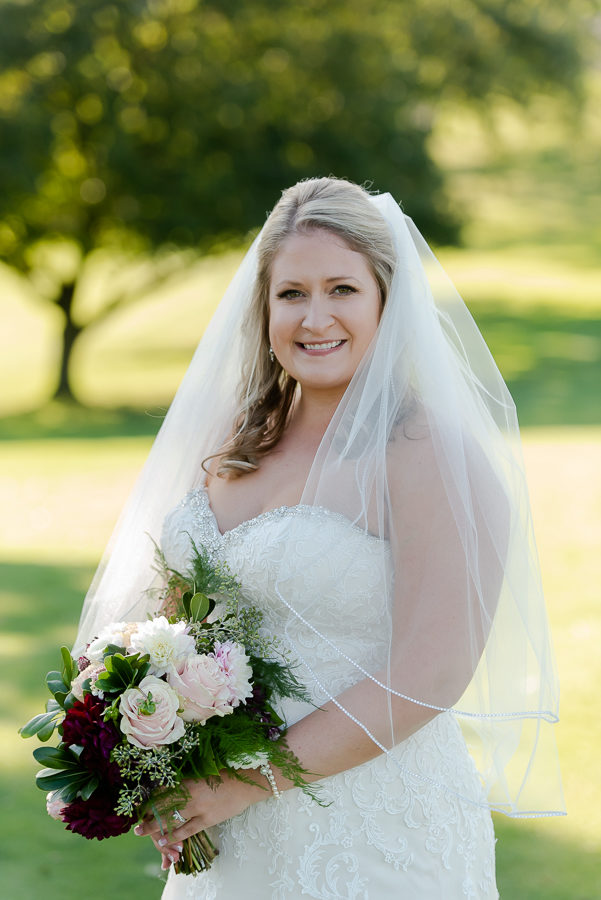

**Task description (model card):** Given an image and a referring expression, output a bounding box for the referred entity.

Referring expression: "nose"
[301,295,335,332]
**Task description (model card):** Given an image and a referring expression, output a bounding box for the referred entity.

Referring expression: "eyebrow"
[275,276,359,288]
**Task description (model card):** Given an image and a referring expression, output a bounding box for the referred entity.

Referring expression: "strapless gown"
[159,487,498,899]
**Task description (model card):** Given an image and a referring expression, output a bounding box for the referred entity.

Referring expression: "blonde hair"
[208,177,396,478]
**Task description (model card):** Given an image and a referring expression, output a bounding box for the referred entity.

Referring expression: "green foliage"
[19,644,80,740]
[0,0,592,260]
[0,0,593,401]
[33,744,98,803]
[250,656,314,707]
[95,650,150,696]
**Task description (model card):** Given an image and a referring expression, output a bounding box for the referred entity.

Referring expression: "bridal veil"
[75,182,564,819]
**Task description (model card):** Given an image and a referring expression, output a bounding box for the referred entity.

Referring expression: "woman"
[76,178,564,898]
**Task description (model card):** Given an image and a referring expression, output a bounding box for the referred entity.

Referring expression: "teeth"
[302,340,344,350]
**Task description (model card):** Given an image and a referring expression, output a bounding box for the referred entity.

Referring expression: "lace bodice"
[160,487,498,900]
[161,487,393,724]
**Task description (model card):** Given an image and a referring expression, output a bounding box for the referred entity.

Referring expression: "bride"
[76,177,564,898]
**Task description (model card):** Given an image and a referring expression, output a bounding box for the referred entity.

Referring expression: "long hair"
[207,177,397,477]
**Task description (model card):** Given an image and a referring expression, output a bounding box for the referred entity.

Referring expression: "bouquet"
[20,540,318,875]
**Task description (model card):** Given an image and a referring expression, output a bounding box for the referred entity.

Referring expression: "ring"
[172,810,187,825]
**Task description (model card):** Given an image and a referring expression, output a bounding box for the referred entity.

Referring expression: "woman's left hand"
[134,770,268,869]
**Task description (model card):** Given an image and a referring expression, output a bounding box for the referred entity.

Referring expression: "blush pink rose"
[119,675,184,749]
[167,654,234,724]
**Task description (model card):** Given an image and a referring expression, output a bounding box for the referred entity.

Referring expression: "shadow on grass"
[2,560,601,898]
[0,401,166,441]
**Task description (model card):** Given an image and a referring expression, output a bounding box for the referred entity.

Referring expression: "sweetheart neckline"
[199,483,317,537]
[191,484,386,545]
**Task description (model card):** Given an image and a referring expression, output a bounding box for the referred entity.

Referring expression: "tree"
[0,0,593,401]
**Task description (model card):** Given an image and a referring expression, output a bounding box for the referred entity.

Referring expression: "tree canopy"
[0,0,594,399]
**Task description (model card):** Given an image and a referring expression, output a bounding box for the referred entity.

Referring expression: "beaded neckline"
[188,484,385,546]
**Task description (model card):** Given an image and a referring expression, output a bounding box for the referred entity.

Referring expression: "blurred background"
[1,1,600,897]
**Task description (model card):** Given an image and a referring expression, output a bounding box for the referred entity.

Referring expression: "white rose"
[129,616,196,676]
[119,675,185,749]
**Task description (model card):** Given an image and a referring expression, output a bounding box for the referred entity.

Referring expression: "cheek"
[268,305,295,345]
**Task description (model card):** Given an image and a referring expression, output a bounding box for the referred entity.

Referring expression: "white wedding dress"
[160,486,499,900]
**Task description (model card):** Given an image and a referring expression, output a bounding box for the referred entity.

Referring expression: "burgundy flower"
[61,791,135,840]
[61,694,107,746]
[61,694,122,783]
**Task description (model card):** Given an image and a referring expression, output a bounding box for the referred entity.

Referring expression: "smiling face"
[268,229,382,402]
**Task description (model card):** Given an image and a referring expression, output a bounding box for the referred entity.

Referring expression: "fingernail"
[168,854,175,864]
[175,844,183,852]
[158,837,167,847]
[161,857,170,870]
[134,825,144,835]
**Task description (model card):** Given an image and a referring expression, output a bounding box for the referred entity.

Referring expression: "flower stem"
[173,831,219,875]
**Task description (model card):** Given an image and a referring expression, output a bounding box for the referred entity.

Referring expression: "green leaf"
[198,741,221,777]
[36,768,92,792]
[19,710,62,739]
[188,591,211,622]
[103,643,126,658]
[63,691,78,710]
[36,719,59,742]
[46,670,69,698]
[80,777,99,801]
[33,746,79,768]
[60,646,76,686]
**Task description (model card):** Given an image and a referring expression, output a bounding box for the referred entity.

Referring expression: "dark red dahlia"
[61,694,122,782]
[61,790,135,840]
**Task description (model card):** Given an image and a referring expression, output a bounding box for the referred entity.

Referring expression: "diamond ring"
[172,810,187,825]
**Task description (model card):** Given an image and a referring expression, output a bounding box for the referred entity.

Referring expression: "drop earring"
[269,347,275,362]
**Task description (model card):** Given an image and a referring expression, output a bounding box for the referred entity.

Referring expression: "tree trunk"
[53,281,83,402]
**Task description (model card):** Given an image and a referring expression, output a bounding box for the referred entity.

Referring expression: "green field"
[1,100,600,897]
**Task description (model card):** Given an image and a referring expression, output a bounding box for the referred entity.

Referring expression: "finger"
[160,849,181,871]
[136,816,179,839]
[162,816,205,843]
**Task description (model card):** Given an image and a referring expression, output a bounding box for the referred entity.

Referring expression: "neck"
[289,387,343,439]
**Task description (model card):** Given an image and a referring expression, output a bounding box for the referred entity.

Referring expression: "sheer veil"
[75,186,564,819]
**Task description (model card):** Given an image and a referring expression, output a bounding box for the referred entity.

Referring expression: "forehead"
[270,229,373,283]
